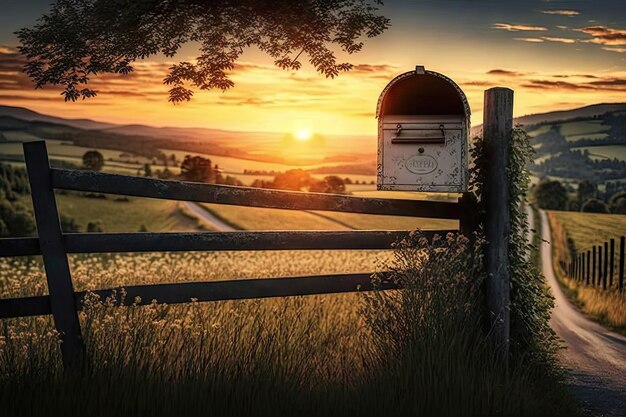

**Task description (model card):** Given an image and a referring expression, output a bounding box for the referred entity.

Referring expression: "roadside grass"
[547,211,626,334]
[0,234,581,417]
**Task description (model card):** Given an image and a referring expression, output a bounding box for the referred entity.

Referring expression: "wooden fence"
[564,236,625,292]
[0,88,515,370]
[0,140,477,369]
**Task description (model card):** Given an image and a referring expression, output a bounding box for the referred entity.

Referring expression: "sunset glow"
[294,128,313,142]
[0,0,624,136]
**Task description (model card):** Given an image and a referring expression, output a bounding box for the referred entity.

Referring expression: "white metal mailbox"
[376,66,470,192]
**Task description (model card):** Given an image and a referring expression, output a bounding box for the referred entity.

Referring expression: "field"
[547,210,626,333]
[559,120,610,142]
[19,193,209,233]
[0,235,579,416]
[572,145,626,162]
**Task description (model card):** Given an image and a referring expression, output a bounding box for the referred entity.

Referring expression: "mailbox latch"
[392,124,446,144]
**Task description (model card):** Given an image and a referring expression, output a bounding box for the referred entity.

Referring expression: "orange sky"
[1,0,625,136]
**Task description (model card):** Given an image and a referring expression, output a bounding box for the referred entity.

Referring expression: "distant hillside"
[0,104,375,167]
[471,103,626,136]
[516,103,626,126]
[0,105,118,130]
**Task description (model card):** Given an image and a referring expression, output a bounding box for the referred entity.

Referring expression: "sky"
[0,0,625,136]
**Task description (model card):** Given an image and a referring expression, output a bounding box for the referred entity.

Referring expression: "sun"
[294,127,313,141]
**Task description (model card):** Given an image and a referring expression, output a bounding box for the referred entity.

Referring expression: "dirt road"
[539,209,626,416]
[182,201,236,232]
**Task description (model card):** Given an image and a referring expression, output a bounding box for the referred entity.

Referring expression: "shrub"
[532,179,568,210]
[582,198,609,213]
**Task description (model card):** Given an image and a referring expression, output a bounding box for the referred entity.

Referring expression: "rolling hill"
[1,103,625,185]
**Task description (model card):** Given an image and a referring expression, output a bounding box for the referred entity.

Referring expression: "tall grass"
[0,237,578,416]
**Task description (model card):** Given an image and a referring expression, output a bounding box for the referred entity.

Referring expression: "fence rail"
[564,235,625,292]
[0,140,468,369]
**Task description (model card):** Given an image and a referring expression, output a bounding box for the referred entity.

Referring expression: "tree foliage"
[16,0,390,102]
[470,128,559,367]
[533,179,568,211]
[82,150,104,171]
[581,198,609,214]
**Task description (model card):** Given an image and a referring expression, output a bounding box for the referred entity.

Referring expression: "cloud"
[576,26,626,46]
[487,69,525,77]
[541,37,577,44]
[603,46,626,53]
[493,23,548,32]
[514,37,545,43]
[522,77,626,92]
[522,80,597,90]
[540,10,580,17]
[0,46,16,54]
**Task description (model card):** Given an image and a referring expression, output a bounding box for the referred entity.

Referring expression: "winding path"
[538,209,626,416]
[182,201,236,232]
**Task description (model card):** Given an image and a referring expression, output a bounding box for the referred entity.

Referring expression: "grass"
[559,120,610,141]
[200,203,347,230]
[309,211,458,230]
[19,193,205,233]
[573,145,626,162]
[0,234,580,416]
[547,211,626,334]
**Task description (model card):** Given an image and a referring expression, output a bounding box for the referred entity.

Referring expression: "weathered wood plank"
[79,273,396,306]
[0,230,454,257]
[0,237,40,257]
[0,295,51,319]
[482,87,513,366]
[50,169,461,219]
[0,272,398,319]
[63,230,450,253]
[23,141,84,369]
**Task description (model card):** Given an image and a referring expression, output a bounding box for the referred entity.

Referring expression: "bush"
[87,222,103,233]
[60,215,81,232]
[582,198,609,213]
[609,191,626,214]
[533,179,568,210]
[0,200,35,237]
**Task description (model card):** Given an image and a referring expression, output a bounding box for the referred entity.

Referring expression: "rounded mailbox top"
[376,66,471,118]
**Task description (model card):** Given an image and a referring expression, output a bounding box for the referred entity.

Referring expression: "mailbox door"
[378,116,467,192]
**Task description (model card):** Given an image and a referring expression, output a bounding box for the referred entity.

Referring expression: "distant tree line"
[251,169,348,194]
[532,178,626,214]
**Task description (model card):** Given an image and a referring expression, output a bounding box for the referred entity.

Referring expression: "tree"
[582,198,609,214]
[180,156,215,183]
[143,163,152,177]
[533,179,568,211]
[87,222,103,232]
[82,150,104,171]
[60,215,81,232]
[272,169,313,191]
[609,191,626,214]
[577,180,597,207]
[0,201,36,237]
[17,0,389,103]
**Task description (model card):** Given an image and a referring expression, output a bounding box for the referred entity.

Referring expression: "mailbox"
[376,66,470,192]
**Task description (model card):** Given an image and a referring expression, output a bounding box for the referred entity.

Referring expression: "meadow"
[0,233,579,416]
[547,210,626,333]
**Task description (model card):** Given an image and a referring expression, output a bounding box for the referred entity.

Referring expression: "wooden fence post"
[23,141,84,370]
[610,239,615,288]
[482,87,513,366]
[602,242,609,290]
[596,244,602,287]
[586,250,590,285]
[592,246,596,286]
[618,236,626,292]
[582,254,585,283]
